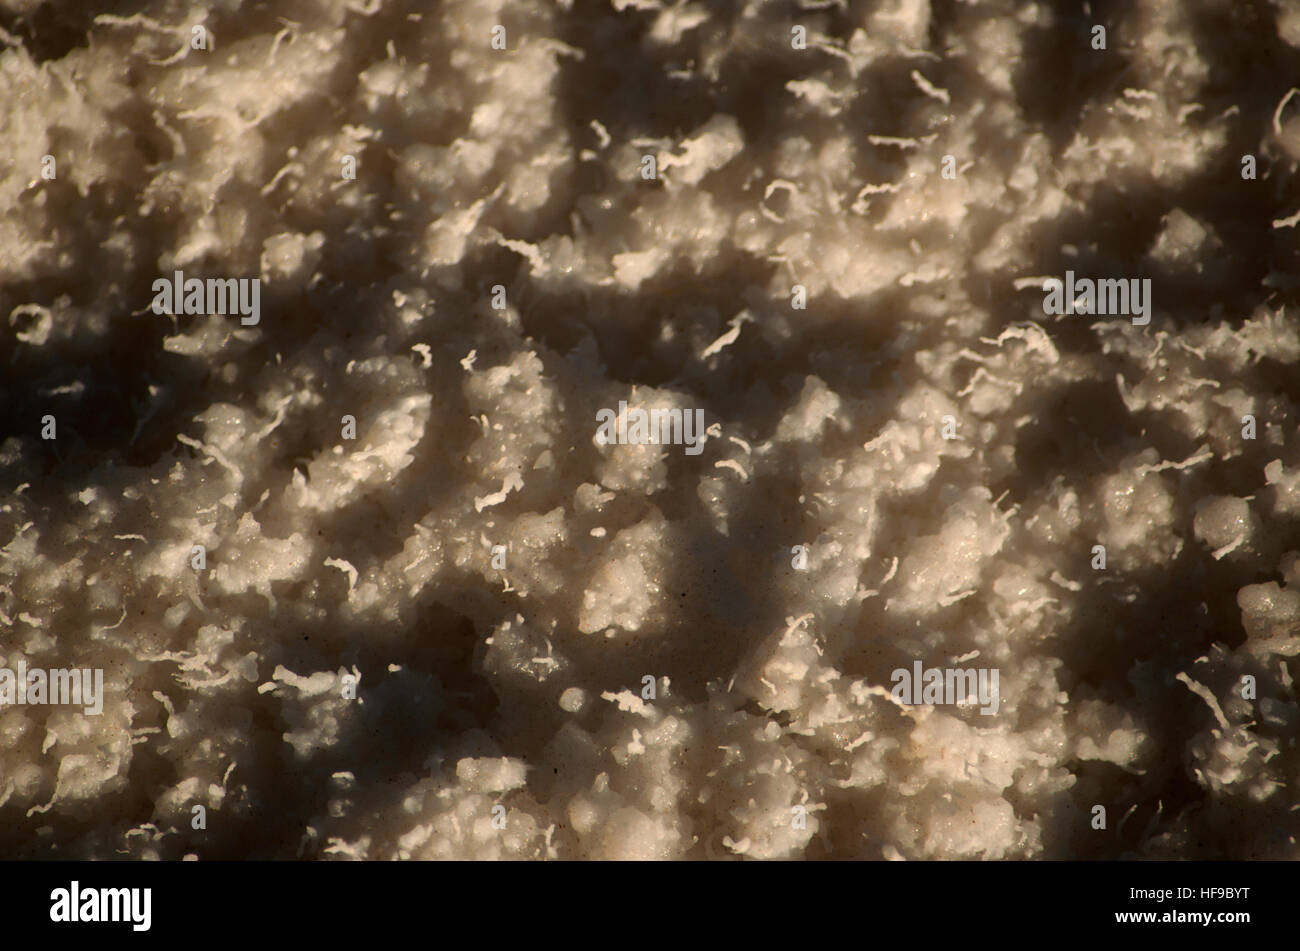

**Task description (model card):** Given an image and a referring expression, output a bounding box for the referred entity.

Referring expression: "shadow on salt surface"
[986,367,1300,856]
[993,381,1299,857]
[0,1,123,64]
[1010,0,1130,150]
[0,590,497,860]
[1036,551,1298,859]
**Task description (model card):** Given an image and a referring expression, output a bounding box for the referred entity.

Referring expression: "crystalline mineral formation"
[1,0,1298,860]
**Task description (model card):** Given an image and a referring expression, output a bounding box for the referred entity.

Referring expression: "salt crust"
[0,0,1298,859]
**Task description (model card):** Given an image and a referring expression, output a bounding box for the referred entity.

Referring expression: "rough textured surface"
[1,0,1299,859]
